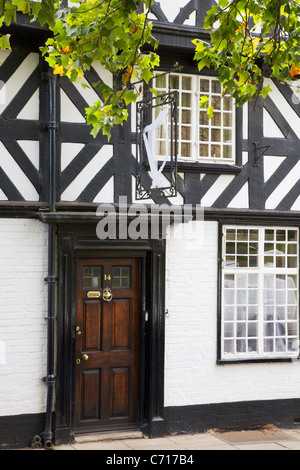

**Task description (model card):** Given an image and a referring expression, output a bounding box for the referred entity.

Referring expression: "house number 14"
[104,274,111,281]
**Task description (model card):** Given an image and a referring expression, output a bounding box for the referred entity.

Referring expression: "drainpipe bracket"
[42,375,56,385]
[44,276,57,283]
[41,121,58,131]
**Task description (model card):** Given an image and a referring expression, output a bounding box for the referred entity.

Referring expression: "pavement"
[50,427,300,451]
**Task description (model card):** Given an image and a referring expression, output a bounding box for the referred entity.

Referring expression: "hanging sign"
[136,91,178,200]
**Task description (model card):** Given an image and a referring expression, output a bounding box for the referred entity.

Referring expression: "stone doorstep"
[75,430,144,444]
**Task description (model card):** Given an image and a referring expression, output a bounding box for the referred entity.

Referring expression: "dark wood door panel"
[75,258,139,432]
[79,369,101,422]
[82,300,102,351]
[111,299,131,350]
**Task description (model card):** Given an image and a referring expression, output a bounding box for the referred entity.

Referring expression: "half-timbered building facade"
[1,0,300,448]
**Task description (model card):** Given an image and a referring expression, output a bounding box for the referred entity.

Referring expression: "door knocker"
[102,287,113,302]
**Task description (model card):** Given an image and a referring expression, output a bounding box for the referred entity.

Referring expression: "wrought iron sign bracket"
[136,91,178,200]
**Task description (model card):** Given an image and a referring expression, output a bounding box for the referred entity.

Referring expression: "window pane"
[170,75,179,89]
[211,80,221,93]
[200,144,209,157]
[223,113,232,127]
[223,146,232,159]
[199,111,209,126]
[211,128,221,142]
[237,323,246,337]
[265,230,275,241]
[250,230,259,241]
[182,76,192,90]
[237,229,248,241]
[200,128,209,142]
[182,110,192,124]
[211,144,221,158]
[248,306,258,321]
[155,74,166,88]
[212,96,221,110]
[224,307,235,321]
[237,339,246,352]
[288,230,298,241]
[237,306,246,321]
[224,339,234,354]
[200,79,210,93]
[248,323,257,338]
[276,230,286,241]
[181,126,191,141]
[223,129,232,143]
[211,112,221,127]
[181,143,191,157]
[288,257,297,268]
[248,339,257,352]
[223,96,233,111]
[112,267,131,288]
[83,267,102,289]
[181,93,191,108]
[224,323,235,337]
[288,244,297,254]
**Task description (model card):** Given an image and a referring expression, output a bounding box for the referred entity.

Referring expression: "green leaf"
[122,88,138,106]
[0,34,11,50]
[200,95,209,108]
[31,1,42,18]
[140,67,154,84]
[218,0,228,8]
[13,0,31,14]
[150,88,157,97]
[4,2,17,26]
[260,84,273,99]
[207,106,214,120]
[99,84,114,102]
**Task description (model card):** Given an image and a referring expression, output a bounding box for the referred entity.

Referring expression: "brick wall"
[0,219,48,417]
[165,220,300,407]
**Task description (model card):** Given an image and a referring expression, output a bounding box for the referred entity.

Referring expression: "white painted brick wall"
[165,220,300,407]
[0,219,48,417]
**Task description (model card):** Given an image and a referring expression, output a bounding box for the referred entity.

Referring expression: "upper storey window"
[152,73,235,163]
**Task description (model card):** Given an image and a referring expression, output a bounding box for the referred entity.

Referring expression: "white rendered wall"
[0,219,48,417]
[164,221,300,407]
[0,51,40,202]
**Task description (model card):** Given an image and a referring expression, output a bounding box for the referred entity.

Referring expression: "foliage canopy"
[0,0,300,136]
[194,0,300,115]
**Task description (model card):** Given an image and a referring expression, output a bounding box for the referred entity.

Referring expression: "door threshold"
[75,429,144,444]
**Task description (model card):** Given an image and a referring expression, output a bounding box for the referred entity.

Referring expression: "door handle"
[76,354,88,365]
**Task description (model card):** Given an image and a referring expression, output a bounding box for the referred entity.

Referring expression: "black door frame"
[54,222,166,445]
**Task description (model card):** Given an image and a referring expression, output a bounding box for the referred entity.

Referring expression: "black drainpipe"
[41,73,57,449]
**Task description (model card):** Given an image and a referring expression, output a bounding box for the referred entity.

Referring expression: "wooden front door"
[75,258,140,432]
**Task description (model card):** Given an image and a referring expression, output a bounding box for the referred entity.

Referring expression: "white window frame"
[221,225,299,361]
[152,72,236,164]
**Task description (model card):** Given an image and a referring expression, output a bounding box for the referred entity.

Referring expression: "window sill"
[217,357,299,365]
[167,161,243,174]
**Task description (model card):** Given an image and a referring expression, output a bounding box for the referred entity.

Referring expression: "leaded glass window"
[153,73,235,162]
[222,226,299,360]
